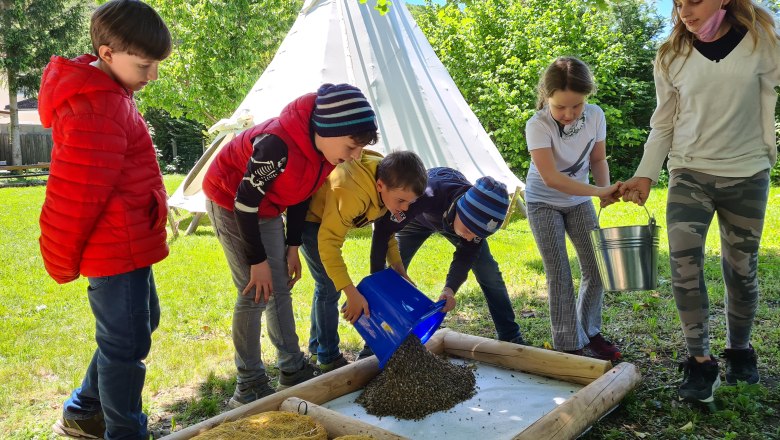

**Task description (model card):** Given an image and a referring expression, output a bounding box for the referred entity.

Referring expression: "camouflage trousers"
[667,168,769,357]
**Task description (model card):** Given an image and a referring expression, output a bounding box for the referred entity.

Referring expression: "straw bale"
[191,411,327,440]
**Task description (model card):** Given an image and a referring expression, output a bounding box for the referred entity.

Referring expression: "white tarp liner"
[169,0,524,213]
[321,359,582,439]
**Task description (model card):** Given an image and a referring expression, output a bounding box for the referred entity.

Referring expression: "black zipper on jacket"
[308,160,325,197]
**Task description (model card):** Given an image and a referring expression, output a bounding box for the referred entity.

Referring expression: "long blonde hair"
[656,0,778,74]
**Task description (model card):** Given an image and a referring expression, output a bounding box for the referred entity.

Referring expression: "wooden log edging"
[280,397,409,440]
[442,330,612,385]
[161,329,640,440]
[516,362,642,440]
[163,358,380,440]
[163,331,446,439]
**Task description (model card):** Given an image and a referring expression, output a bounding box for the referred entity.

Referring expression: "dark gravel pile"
[356,334,476,420]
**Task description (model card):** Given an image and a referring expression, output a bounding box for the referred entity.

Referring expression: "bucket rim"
[377,300,446,368]
[592,224,660,232]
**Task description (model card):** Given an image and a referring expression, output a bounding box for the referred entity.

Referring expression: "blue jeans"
[397,221,522,341]
[63,266,159,440]
[300,221,342,364]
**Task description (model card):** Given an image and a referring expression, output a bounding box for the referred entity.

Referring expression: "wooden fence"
[0,132,53,165]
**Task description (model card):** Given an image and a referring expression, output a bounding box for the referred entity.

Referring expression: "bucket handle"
[597,204,656,228]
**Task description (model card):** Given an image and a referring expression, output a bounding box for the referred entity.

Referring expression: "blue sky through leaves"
[404,0,675,16]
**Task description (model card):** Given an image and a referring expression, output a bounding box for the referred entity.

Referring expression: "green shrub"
[145,108,207,174]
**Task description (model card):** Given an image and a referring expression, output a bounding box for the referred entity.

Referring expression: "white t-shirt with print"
[524,103,607,207]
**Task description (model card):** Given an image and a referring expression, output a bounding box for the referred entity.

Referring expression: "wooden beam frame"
[163,329,640,440]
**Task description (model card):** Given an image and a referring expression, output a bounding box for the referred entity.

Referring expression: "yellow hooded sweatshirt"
[306,150,402,291]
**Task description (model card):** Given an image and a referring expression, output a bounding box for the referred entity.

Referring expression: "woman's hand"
[620,177,652,206]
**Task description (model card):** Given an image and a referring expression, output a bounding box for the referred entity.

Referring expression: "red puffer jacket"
[38,54,169,284]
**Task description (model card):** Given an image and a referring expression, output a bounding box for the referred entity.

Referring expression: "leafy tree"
[145,108,206,174]
[136,0,301,125]
[760,0,780,14]
[360,0,391,15]
[413,0,664,180]
[0,0,88,165]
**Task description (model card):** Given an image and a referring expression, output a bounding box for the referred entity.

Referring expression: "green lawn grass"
[1,175,778,439]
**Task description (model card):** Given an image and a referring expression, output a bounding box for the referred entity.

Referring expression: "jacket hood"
[278,93,321,163]
[346,149,384,211]
[38,54,129,128]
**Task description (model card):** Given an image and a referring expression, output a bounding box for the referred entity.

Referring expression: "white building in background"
[0,75,43,126]
[0,74,51,165]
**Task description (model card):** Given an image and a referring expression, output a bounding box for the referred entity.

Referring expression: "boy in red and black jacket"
[38,1,171,439]
[202,83,378,408]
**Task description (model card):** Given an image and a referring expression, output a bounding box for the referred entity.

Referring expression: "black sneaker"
[318,353,350,373]
[722,345,760,385]
[277,362,320,390]
[503,335,527,346]
[678,356,721,403]
[52,412,105,439]
[228,376,275,409]
[356,344,374,361]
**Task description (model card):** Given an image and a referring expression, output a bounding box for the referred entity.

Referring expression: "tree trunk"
[8,74,23,166]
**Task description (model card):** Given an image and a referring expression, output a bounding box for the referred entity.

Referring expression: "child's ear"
[97,45,114,64]
[376,178,386,193]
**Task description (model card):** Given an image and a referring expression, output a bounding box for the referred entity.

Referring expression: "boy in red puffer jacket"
[37,1,171,439]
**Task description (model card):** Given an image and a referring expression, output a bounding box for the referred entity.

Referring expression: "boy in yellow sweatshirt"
[301,150,427,371]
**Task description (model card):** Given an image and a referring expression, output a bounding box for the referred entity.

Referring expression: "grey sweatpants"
[667,169,769,357]
[206,200,305,384]
[527,201,604,351]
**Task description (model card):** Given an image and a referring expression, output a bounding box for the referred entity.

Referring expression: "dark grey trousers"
[206,200,305,383]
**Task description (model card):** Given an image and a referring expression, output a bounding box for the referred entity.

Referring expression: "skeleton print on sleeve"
[233,133,289,265]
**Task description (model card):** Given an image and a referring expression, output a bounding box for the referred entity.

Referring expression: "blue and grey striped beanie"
[312,83,377,137]
[455,177,510,238]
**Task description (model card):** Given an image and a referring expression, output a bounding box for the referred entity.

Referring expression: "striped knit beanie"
[455,177,510,238]
[312,83,377,137]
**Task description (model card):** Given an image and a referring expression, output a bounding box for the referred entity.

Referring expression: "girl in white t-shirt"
[524,57,622,361]
[621,0,779,404]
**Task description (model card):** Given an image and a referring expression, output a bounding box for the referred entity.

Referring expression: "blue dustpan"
[353,269,446,368]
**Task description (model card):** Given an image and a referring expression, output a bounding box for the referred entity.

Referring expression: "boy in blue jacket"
[368,167,524,358]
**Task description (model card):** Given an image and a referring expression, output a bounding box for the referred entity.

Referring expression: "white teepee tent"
[168,0,524,215]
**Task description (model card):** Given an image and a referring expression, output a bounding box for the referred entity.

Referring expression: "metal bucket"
[590,205,660,291]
